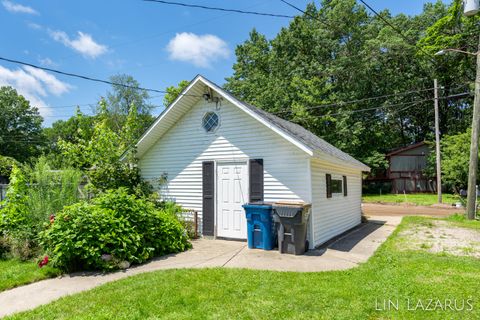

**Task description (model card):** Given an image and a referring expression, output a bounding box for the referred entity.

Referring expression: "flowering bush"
[38,255,49,268]
[40,188,191,271]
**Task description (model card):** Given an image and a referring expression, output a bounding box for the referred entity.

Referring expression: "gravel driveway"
[362,203,463,217]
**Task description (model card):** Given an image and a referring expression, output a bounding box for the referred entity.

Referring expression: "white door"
[217,162,248,239]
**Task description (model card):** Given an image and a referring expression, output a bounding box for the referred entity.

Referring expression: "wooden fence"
[177,209,199,239]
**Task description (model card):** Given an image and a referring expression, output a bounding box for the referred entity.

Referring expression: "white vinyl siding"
[139,98,311,235]
[310,158,363,247]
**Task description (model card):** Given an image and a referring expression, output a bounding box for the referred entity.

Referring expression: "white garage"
[133,75,370,248]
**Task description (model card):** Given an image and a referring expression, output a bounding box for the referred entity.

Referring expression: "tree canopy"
[0,86,44,163]
[163,80,190,107]
[107,74,154,115]
[224,0,476,174]
[105,74,155,135]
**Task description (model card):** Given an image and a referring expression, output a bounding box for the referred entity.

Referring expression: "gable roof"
[134,75,370,172]
[386,141,428,157]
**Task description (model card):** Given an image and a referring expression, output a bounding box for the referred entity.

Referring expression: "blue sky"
[0,0,451,126]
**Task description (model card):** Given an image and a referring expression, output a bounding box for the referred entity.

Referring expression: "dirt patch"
[398,220,480,258]
[363,203,463,217]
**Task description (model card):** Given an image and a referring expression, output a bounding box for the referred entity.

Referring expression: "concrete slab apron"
[0,216,399,318]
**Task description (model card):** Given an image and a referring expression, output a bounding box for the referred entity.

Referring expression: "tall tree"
[163,80,190,107]
[105,74,155,134]
[107,74,153,115]
[419,0,479,135]
[58,99,118,169]
[0,86,44,162]
[225,0,467,173]
[43,108,96,167]
[44,108,95,145]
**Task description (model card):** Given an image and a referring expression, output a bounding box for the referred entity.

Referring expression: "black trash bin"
[273,203,311,255]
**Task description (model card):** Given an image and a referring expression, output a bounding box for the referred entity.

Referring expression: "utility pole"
[434,0,480,219]
[466,36,480,220]
[434,79,442,203]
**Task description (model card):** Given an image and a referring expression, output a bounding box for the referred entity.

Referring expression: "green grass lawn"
[0,259,60,292]
[8,216,480,320]
[362,193,459,206]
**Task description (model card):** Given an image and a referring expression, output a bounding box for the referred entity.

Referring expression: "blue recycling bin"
[242,203,275,250]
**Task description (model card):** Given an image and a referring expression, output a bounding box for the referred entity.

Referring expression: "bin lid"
[242,202,273,209]
[273,201,311,207]
[273,202,311,218]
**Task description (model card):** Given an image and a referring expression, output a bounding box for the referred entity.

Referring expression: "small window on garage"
[326,174,343,198]
[331,179,343,193]
[202,112,219,132]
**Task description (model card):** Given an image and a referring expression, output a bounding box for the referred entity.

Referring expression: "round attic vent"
[202,112,219,132]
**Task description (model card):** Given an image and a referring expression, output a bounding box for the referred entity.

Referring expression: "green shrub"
[154,201,198,239]
[426,130,472,192]
[0,159,83,260]
[25,158,83,221]
[0,165,29,233]
[41,188,191,271]
[87,161,153,198]
[0,236,9,259]
[4,231,38,260]
[0,165,38,260]
[0,155,19,180]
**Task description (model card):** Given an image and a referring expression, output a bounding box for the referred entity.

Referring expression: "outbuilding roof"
[134,75,370,172]
[386,141,427,157]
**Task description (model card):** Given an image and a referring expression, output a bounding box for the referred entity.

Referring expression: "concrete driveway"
[0,215,400,318]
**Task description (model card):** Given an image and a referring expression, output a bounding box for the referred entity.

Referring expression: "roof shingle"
[207,78,370,171]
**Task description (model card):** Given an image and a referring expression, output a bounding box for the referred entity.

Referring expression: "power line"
[357,0,436,61]
[45,85,446,111]
[39,90,471,119]
[142,0,295,18]
[2,92,472,139]
[47,94,165,109]
[274,87,435,115]
[271,91,473,118]
[41,83,468,117]
[46,103,97,109]
[0,56,201,98]
[273,84,470,115]
[55,1,271,63]
[1,57,470,121]
[278,0,331,28]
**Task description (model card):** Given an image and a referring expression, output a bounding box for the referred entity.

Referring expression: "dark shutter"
[249,159,264,203]
[343,175,348,196]
[202,161,215,236]
[326,174,332,198]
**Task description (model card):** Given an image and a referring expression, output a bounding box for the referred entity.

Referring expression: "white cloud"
[0,65,72,116]
[23,66,71,96]
[2,0,38,14]
[49,30,108,59]
[27,22,42,30]
[167,32,229,68]
[38,57,58,68]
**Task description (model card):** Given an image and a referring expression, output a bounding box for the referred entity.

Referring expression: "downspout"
[307,157,314,249]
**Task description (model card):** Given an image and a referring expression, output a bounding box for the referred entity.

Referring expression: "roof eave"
[386,141,427,157]
[313,150,371,172]
[133,75,203,158]
[196,76,315,157]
